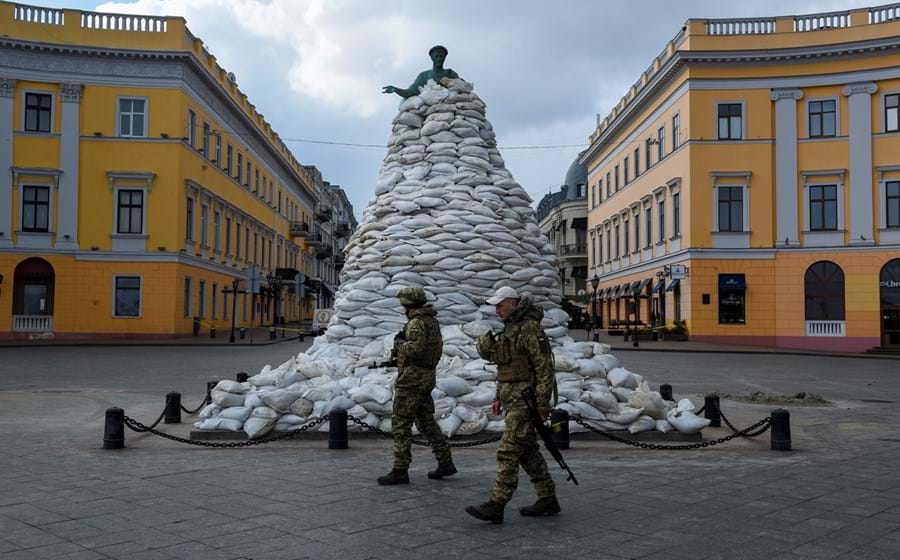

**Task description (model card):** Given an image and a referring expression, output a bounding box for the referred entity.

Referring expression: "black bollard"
[205,380,218,405]
[592,330,599,342]
[239,327,246,340]
[550,409,570,450]
[770,409,792,451]
[236,372,248,383]
[164,392,182,424]
[193,317,200,336]
[299,332,305,342]
[269,327,276,341]
[660,383,673,402]
[329,410,348,450]
[704,394,721,428]
[210,326,216,339]
[103,407,125,449]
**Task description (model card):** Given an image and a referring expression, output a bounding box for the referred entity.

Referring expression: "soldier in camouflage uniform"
[378,287,456,485]
[466,286,559,524]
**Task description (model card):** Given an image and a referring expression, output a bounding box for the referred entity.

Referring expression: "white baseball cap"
[486,286,519,305]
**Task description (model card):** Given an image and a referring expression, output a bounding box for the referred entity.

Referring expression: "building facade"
[536,157,589,302]
[0,2,348,338]
[583,5,900,351]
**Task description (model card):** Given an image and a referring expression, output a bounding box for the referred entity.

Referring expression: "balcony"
[315,244,333,260]
[305,230,324,247]
[315,203,332,222]
[13,315,53,332]
[335,221,351,238]
[557,244,588,258]
[806,320,846,337]
[289,221,311,239]
[333,254,346,268]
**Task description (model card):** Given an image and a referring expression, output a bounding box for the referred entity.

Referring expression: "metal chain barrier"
[128,410,166,432]
[347,416,503,448]
[122,415,329,448]
[572,415,771,450]
[180,393,210,415]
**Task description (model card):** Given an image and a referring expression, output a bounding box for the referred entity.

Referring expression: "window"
[718,274,746,324]
[809,185,838,231]
[614,224,620,258]
[118,98,147,137]
[215,133,222,166]
[592,185,597,208]
[199,281,206,319]
[717,103,742,140]
[646,138,653,169]
[278,190,283,213]
[596,180,602,204]
[886,94,899,133]
[645,208,652,248]
[237,153,243,183]
[634,213,640,251]
[245,227,250,263]
[718,186,743,232]
[624,220,630,254]
[114,276,141,318]
[888,181,900,228]
[634,148,640,178]
[188,110,196,147]
[201,204,209,247]
[226,217,232,255]
[804,262,845,321]
[254,232,259,264]
[245,161,251,187]
[235,221,241,258]
[214,211,221,251]
[212,283,218,320]
[186,197,194,241]
[202,122,210,157]
[255,168,260,194]
[24,93,52,133]
[605,230,611,262]
[227,144,233,175]
[657,126,665,160]
[223,291,229,321]
[809,100,836,138]
[614,165,620,191]
[672,113,680,149]
[606,172,611,197]
[673,192,681,236]
[598,232,603,263]
[184,278,192,317]
[116,189,143,234]
[21,186,49,232]
[658,200,666,242]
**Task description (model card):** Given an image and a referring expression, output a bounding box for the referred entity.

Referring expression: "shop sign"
[882,280,900,289]
[670,265,687,279]
[719,274,746,290]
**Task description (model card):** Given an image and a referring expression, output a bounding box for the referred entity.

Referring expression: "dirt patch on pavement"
[720,391,833,407]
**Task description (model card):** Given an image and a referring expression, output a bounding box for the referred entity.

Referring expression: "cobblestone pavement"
[1,345,899,559]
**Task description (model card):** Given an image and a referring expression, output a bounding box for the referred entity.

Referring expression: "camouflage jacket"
[476,300,554,410]
[394,305,443,390]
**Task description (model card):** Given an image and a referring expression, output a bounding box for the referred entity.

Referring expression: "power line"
[281,137,588,151]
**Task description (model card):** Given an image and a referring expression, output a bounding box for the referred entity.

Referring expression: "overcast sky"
[27,0,874,218]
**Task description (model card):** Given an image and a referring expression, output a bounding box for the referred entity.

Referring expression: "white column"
[55,83,82,250]
[843,82,877,246]
[0,78,15,248]
[771,88,803,247]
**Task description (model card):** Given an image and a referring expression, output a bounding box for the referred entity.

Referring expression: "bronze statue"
[382,45,460,99]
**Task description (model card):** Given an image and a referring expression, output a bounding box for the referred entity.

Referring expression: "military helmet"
[398,287,427,307]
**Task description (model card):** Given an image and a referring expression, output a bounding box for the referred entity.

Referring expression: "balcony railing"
[14,4,64,25]
[870,4,900,24]
[80,11,168,32]
[794,10,851,32]
[289,221,310,238]
[333,254,346,268]
[707,18,776,35]
[335,221,351,238]
[305,230,324,246]
[13,315,53,332]
[315,245,333,260]
[558,244,588,257]
[805,320,846,337]
[315,204,332,222]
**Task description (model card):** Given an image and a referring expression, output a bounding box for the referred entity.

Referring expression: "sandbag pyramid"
[196,79,709,438]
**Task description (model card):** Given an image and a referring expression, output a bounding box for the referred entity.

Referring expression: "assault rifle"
[368,330,404,369]
[521,386,579,485]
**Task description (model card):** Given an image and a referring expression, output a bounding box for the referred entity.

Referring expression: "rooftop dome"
[563,153,587,199]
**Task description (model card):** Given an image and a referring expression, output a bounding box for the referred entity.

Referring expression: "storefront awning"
[626,281,641,297]
[719,274,746,290]
[602,287,611,300]
[666,278,681,292]
[635,278,652,295]
[570,217,587,229]
[610,285,621,299]
[653,280,666,294]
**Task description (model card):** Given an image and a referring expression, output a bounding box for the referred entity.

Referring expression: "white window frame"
[806,97,841,139]
[188,109,196,147]
[214,209,221,253]
[882,91,900,133]
[801,170,845,247]
[184,277,192,318]
[711,171,751,249]
[631,204,641,255]
[112,274,143,319]
[672,112,681,149]
[877,167,900,243]
[715,101,746,141]
[201,203,209,248]
[202,121,210,158]
[654,186,667,251]
[185,195,195,243]
[116,96,149,138]
[20,89,55,134]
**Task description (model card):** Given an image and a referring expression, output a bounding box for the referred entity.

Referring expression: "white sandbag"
[576,358,608,378]
[243,416,277,439]
[564,341,595,359]
[555,371,582,383]
[437,375,473,397]
[314,395,357,417]
[338,377,361,392]
[359,400,394,415]
[581,390,619,413]
[676,398,696,413]
[592,343,612,356]
[486,419,506,432]
[554,402,581,417]
[451,405,482,423]
[666,409,710,434]
[218,406,253,422]
[362,372,394,386]
[628,415,657,434]
[552,349,578,372]
[568,420,588,433]
[434,396,457,419]
[583,418,630,432]
[196,417,244,431]
[301,382,341,403]
[348,384,393,405]
[557,384,583,402]
[572,401,606,421]
[211,389,245,408]
[595,354,619,372]
[655,419,674,433]
[198,403,219,419]
[249,366,284,388]
[628,390,668,420]
[244,391,264,409]
[278,370,306,388]
[612,387,635,402]
[379,417,393,434]
[298,361,332,379]
[438,414,463,437]
[457,389,495,407]
[606,405,644,425]
[214,380,249,394]
[289,398,314,418]
[261,389,303,413]
[457,413,489,435]
[607,367,639,389]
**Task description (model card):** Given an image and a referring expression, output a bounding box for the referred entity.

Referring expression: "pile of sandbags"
[195,78,709,438]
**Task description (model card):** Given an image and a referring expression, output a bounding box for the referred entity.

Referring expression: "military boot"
[377,469,409,485]
[519,496,561,517]
[427,461,458,480]
[465,501,504,524]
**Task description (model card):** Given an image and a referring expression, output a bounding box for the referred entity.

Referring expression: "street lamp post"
[590,274,600,342]
[221,279,247,344]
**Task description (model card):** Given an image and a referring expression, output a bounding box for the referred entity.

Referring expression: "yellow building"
[0,2,328,339]
[583,5,900,352]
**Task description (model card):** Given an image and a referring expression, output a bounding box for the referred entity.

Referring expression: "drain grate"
[861,399,895,403]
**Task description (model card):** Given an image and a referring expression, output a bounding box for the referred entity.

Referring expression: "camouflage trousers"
[392,386,452,470]
[489,408,556,505]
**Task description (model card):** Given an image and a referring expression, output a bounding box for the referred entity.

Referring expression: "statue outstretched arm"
[382,71,428,98]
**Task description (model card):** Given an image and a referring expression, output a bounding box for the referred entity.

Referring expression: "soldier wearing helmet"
[378,287,456,485]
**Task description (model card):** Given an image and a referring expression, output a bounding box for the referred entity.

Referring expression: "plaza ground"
[0,343,899,559]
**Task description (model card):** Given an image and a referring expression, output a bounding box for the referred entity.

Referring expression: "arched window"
[804,261,845,320]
